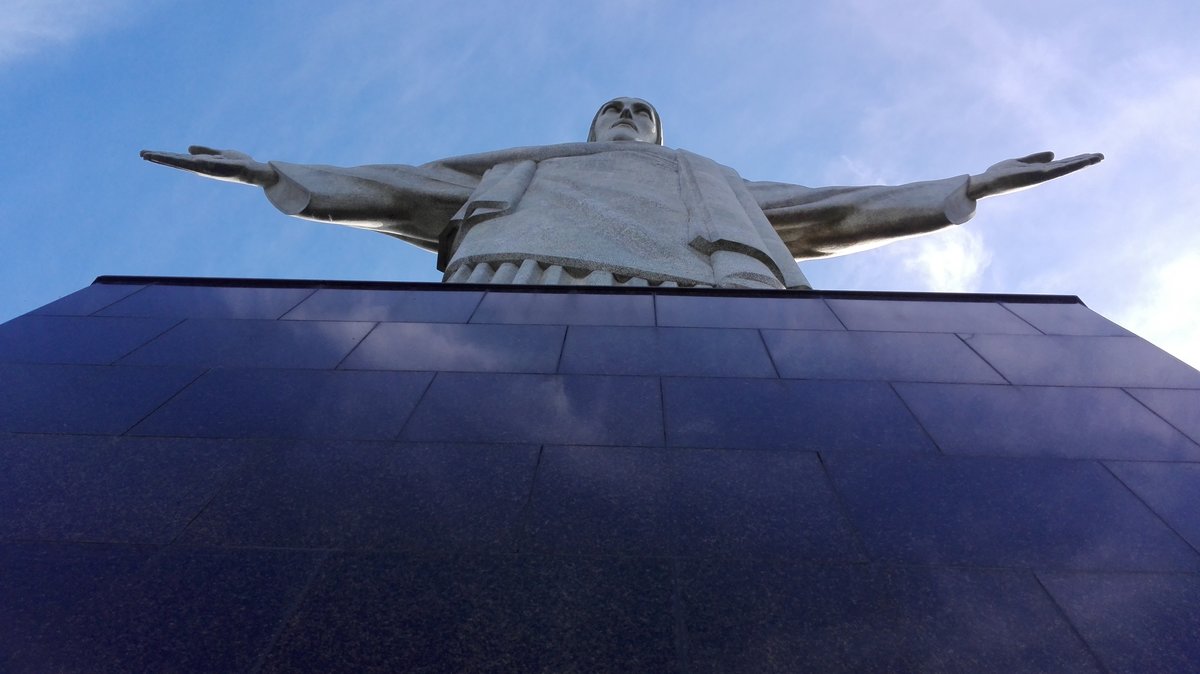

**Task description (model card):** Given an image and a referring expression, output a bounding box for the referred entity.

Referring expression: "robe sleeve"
[263,160,483,252]
[744,175,977,259]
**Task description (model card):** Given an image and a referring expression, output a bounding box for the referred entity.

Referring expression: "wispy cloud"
[0,0,138,67]
[903,228,993,293]
[800,0,1200,369]
[1111,253,1200,370]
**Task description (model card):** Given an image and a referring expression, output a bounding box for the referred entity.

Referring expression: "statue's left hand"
[967,151,1103,200]
[139,146,278,187]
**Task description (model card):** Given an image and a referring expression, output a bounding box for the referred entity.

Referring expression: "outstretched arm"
[140,145,484,252]
[140,146,278,187]
[749,150,1103,259]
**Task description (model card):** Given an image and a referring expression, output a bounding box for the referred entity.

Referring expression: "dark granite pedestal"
[2,277,1198,672]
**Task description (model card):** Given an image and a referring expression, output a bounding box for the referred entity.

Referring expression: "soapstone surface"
[141,98,1101,289]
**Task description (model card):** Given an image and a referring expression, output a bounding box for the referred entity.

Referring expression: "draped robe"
[263,142,976,289]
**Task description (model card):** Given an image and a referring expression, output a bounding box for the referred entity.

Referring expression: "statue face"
[589,97,660,144]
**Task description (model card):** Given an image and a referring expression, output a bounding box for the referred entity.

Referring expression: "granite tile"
[30,283,146,316]
[470,291,655,325]
[1127,388,1200,445]
[680,560,904,673]
[826,298,1040,334]
[97,285,314,319]
[964,334,1200,388]
[1039,571,1200,674]
[763,329,1005,383]
[263,553,678,673]
[524,446,864,559]
[401,373,663,445]
[27,546,322,673]
[282,288,483,322]
[1105,461,1200,552]
[0,315,179,365]
[183,441,537,551]
[878,566,1102,673]
[655,294,843,330]
[119,318,373,369]
[0,434,249,544]
[895,383,1200,460]
[130,369,433,440]
[823,453,1200,571]
[669,449,864,560]
[0,362,202,435]
[341,322,564,373]
[560,326,777,377]
[681,561,1099,673]
[0,542,154,672]
[523,445,672,555]
[1002,302,1133,336]
[663,377,934,452]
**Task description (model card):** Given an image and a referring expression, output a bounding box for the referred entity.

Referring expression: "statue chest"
[447,150,718,284]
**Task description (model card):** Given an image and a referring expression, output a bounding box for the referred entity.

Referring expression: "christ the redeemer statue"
[141,97,1101,290]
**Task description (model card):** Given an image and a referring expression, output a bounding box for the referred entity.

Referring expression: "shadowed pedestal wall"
[2,277,1198,672]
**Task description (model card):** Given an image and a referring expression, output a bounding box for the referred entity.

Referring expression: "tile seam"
[1098,460,1200,560]
[1030,570,1113,673]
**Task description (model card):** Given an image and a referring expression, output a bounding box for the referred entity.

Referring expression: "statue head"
[588,97,663,145]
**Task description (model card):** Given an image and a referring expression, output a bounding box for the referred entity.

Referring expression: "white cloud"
[799,0,1200,376]
[0,0,136,67]
[1110,253,1200,371]
[902,227,993,292]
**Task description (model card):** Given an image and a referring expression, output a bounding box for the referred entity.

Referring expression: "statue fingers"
[140,149,247,179]
[140,149,205,170]
[1056,152,1104,167]
[1042,154,1104,180]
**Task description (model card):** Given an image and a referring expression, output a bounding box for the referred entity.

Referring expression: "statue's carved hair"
[587,98,663,145]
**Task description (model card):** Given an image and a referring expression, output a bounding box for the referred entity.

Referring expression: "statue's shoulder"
[428,142,681,169]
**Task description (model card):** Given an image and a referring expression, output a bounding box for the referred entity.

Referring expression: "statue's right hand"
[139,145,278,187]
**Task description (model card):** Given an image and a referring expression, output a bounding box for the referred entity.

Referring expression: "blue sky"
[2,0,1198,366]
